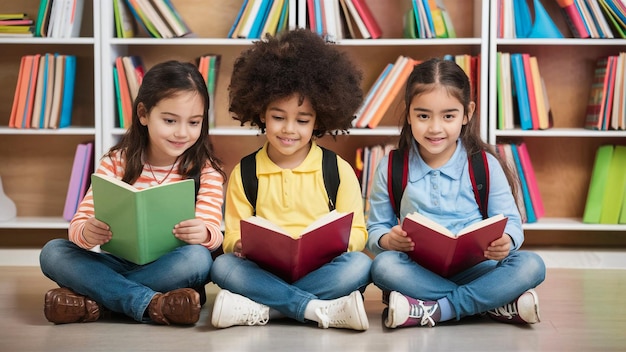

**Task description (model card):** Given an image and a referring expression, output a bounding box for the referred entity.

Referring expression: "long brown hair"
[397,58,519,202]
[107,60,225,183]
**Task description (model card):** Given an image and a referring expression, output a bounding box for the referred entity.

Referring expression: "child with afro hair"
[210,28,372,331]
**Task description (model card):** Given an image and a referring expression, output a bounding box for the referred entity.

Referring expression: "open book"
[240,210,354,282]
[402,212,508,277]
[92,174,195,265]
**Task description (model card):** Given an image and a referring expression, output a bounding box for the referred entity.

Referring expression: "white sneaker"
[211,289,269,328]
[314,291,369,331]
[385,291,440,328]
[487,289,540,324]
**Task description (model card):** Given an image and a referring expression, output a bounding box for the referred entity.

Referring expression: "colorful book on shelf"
[248,0,273,38]
[522,54,540,130]
[240,210,353,283]
[227,0,250,38]
[516,142,544,219]
[497,144,527,223]
[600,55,618,131]
[598,0,626,39]
[585,57,611,130]
[124,0,161,37]
[555,0,590,38]
[402,212,508,277]
[599,145,626,224]
[59,55,76,128]
[510,53,533,130]
[350,0,381,38]
[529,56,553,129]
[610,53,625,130]
[112,66,124,128]
[343,0,371,39]
[237,0,264,38]
[31,55,47,129]
[151,0,192,37]
[94,174,195,265]
[8,55,27,128]
[497,52,515,130]
[22,54,41,128]
[260,0,284,37]
[585,0,614,38]
[582,145,614,223]
[63,142,94,221]
[426,0,447,38]
[575,0,599,38]
[352,63,393,127]
[47,54,66,129]
[511,143,536,223]
[42,53,57,129]
[114,0,137,38]
[35,0,53,37]
[115,56,133,129]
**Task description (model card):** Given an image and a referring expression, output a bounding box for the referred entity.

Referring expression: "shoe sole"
[350,291,369,331]
[211,290,229,328]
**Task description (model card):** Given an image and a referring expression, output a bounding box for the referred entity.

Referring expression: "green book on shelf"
[599,146,626,224]
[92,173,195,265]
[583,145,614,224]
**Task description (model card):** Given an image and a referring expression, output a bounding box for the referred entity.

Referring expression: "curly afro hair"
[228,28,363,137]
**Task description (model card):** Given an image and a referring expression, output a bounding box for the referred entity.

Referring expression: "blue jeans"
[370,250,546,320]
[210,251,372,322]
[39,238,212,322]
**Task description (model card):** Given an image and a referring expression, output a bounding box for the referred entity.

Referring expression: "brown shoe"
[148,288,200,325]
[44,288,101,324]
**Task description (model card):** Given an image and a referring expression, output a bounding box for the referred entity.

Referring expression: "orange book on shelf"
[14,55,37,129]
[115,56,133,128]
[365,57,417,129]
[529,56,551,129]
[9,55,28,128]
[522,53,540,130]
[31,55,47,129]
[22,54,41,129]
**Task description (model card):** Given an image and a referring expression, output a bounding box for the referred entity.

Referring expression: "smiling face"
[408,85,474,169]
[138,91,204,166]
[261,94,316,169]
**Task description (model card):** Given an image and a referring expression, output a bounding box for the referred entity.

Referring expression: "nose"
[174,124,188,138]
[428,118,442,132]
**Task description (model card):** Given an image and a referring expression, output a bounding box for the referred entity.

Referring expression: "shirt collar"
[256,141,321,175]
[409,139,466,182]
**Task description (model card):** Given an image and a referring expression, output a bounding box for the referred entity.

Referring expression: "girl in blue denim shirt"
[367,58,546,328]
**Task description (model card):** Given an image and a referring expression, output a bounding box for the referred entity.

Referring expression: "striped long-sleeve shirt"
[69,150,224,251]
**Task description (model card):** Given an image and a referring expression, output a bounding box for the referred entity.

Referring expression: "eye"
[164,118,176,124]
[416,113,429,120]
[443,114,456,120]
[189,120,201,126]
[297,119,311,125]
[271,115,284,121]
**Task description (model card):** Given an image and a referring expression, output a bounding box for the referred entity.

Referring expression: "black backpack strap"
[387,148,409,220]
[191,170,201,200]
[320,147,340,211]
[468,150,490,220]
[240,150,260,215]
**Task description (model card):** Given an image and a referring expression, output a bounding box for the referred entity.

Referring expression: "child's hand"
[380,225,415,252]
[82,217,112,246]
[485,234,512,261]
[173,218,208,244]
[233,240,244,258]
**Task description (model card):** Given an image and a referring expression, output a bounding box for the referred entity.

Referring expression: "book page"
[457,214,506,236]
[242,216,291,237]
[301,210,351,235]
[404,212,453,237]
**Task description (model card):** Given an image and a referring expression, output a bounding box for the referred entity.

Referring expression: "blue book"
[511,144,536,223]
[314,0,323,35]
[59,55,76,128]
[421,0,435,36]
[227,0,249,38]
[276,0,289,33]
[249,0,273,39]
[354,63,393,127]
[510,53,532,130]
[39,53,51,128]
[513,0,532,38]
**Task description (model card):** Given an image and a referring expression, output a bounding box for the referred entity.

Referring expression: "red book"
[522,53,540,130]
[241,211,353,283]
[402,212,508,277]
[350,0,382,38]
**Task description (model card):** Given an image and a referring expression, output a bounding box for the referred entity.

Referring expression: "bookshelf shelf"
[494,128,626,138]
[0,127,96,136]
[523,218,626,232]
[0,217,69,229]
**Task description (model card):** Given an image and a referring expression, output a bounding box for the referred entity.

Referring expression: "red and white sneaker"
[384,291,440,328]
[487,289,541,324]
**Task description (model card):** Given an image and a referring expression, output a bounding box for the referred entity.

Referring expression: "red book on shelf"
[241,211,353,283]
[555,0,590,38]
[403,212,508,277]
[522,54,540,130]
[350,0,382,38]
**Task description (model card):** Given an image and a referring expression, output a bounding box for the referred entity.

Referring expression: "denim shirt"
[366,140,523,255]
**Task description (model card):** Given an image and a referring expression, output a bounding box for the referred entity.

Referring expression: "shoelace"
[239,306,269,326]
[316,301,348,329]
[408,301,437,326]
[488,302,518,320]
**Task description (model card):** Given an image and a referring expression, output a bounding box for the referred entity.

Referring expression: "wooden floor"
[2,266,625,352]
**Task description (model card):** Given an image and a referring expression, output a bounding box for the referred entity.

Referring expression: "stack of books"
[113,56,146,129]
[228,0,382,40]
[0,13,34,37]
[584,53,626,131]
[115,0,193,38]
[555,0,626,39]
[34,0,85,38]
[404,0,456,39]
[496,52,553,131]
[583,145,626,224]
[9,53,77,129]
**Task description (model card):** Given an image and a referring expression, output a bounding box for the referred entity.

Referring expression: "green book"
[599,146,626,224]
[582,145,613,223]
[92,173,195,265]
